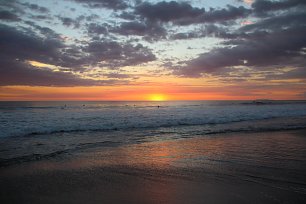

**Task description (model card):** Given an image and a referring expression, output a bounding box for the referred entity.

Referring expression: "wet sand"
[1,130,306,204]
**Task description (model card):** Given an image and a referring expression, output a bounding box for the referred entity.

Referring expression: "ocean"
[1,101,306,203]
[1,100,306,165]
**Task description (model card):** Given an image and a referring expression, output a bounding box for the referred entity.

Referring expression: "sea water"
[1,101,306,165]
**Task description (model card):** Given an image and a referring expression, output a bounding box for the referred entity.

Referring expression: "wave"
[1,100,306,110]
[0,150,67,167]
[1,101,306,138]
[239,100,306,106]
[6,115,305,139]
[0,106,58,110]
[0,140,122,167]
[1,125,306,168]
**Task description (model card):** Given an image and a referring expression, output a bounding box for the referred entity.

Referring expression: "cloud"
[111,21,166,41]
[252,0,306,15]
[104,72,131,79]
[0,24,105,86]
[0,10,20,21]
[58,16,81,28]
[0,23,91,69]
[0,21,156,86]
[241,12,306,31]
[170,24,230,40]
[0,0,25,16]
[86,23,109,35]
[173,11,306,77]
[194,5,250,24]
[0,58,103,86]
[84,40,156,67]
[0,24,65,65]
[59,15,99,29]
[20,2,49,13]
[135,1,204,23]
[24,21,61,39]
[134,1,250,25]
[1,0,305,91]
[118,11,137,20]
[70,0,128,10]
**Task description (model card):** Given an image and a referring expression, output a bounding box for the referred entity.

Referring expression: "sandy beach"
[1,129,306,204]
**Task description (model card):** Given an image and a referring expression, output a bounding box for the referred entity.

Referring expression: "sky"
[0,0,305,101]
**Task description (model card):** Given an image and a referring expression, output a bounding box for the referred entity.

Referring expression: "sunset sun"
[148,94,167,101]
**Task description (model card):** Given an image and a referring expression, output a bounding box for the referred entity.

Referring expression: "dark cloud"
[0,24,96,86]
[1,0,305,89]
[241,12,306,31]
[0,58,102,86]
[84,40,156,67]
[84,14,100,21]
[24,21,62,39]
[30,14,51,20]
[112,21,166,41]
[134,1,250,25]
[173,11,306,77]
[0,24,65,66]
[118,11,137,20]
[0,24,135,86]
[169,1,306,77]
[0,20,156,86]
[0,10,20,21]
[170,25,229,40]
[252,0,306,15]
[265,67,306,80]
[59,15,100,28]
[104,73,131,79]
[199,5,251,23]
[87,23,109,35]
[135,1,204,23]
[170,32,198,40]
[58,16,81,28]
[0,0,25,15]
[1,1,52,22]
[70,0,128,10]
[21,2,49,13]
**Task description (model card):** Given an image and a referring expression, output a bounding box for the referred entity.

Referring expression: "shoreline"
[1,129,306,203]
[1,116,306,167]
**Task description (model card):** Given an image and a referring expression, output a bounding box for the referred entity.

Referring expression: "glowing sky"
[0,0,306,100]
